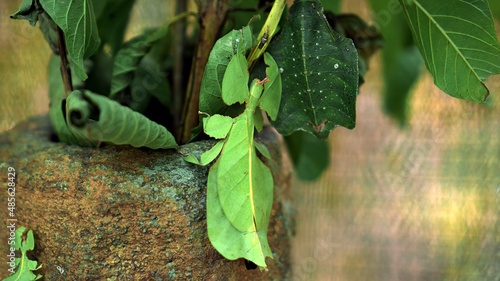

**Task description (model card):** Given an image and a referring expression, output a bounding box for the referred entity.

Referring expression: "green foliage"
[92,0,136,56]
[400,0,500,102]
[66,90,178,149]
[368,0,422,126]
[39,0,101,81]
[285,131,330,181]
[3,227,42,281]
[199,26,256,116]
[10,0,500,272]
[268,0,358,139]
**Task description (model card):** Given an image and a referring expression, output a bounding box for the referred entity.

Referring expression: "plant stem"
[56,25,73,96]
[178,0,229,144]
[246,0,286,69]
[172,0,187,138]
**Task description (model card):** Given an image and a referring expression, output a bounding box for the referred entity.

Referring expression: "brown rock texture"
[0,115,293,280]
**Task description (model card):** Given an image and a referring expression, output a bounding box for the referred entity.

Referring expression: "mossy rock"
[0,115,293,280]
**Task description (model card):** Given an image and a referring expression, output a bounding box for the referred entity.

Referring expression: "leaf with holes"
[66,90,178,149]
[39,0,101,81]
[267,0,358,139]
[400,0,500,102]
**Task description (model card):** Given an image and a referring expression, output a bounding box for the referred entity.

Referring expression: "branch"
[56,25,73,96]
[178,0,229,144]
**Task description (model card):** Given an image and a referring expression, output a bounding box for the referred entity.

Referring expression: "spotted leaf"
[268,0,358,139]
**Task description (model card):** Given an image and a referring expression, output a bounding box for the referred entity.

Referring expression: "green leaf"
[400,0,500,102]
[199,26,255,115]
[383,45,422,125]
[39,0,101,81]
[268,0,358,139]
[10,0,40,26]
[65,90,178,149]
[216,113,273,232]
[93,0,136,56]
[207,161,273,268]
[259,53,282,121]
[285,131,329,181]
[110,30,156,97]
[368,0,422,125]
[4,228,42,281]
[203,114,234,139]
[222,52,250,106]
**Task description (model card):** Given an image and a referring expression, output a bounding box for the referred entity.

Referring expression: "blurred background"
[1,0,499,280]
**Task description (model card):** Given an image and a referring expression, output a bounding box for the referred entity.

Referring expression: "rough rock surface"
[0,115,293,280]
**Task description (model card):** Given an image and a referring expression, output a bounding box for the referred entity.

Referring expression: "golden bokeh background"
[1,0,499,280]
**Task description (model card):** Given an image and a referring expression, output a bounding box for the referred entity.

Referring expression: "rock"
[0,114,293,280]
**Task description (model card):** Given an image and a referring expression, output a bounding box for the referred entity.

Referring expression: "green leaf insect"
[66,90,178,149]
[187,48,282,268]
[3,227,42,281]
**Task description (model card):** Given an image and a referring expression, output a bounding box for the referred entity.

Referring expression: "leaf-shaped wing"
[39,0,101,81]
[268,0,358,139]
[400,0,500,102]
[66,90,178,149]
[216,113,273,233]
[207,161,273,268]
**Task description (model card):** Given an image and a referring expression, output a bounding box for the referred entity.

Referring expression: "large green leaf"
[400,0,500,102]
[268,0,358,139]
[199,26,255,115]
[207,161,272,268]
[66,90,178,149]
[39,0,101,81]
[285,130,330,181]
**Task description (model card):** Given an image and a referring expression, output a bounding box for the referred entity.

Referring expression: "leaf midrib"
[299,13,319,126]
[407,0,483,84]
